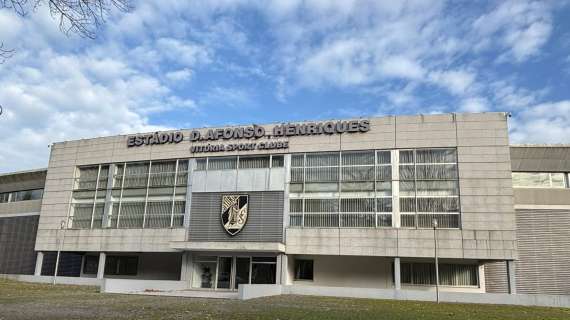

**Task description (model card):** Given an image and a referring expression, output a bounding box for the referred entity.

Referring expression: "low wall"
[239,284,283,300]
[101,279,188,294]
[0,274,102,286]
[243,284,570,308]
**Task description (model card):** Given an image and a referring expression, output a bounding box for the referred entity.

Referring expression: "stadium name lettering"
[126,119,370,148]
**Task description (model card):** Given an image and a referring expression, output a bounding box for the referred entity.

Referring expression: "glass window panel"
[341,182,374,192]
[252,257,277,263]
[399,181,415,197]
[416,148,457,163]
[76,166,99,190]
[289,183,303,193]
[271,155,284,168]
[417,197,459,213]
[342,151,374,166]
[399,150,414,164]
[113,164,125,187]
[305,167,338,182]
[98,165,109,189]
[416,181,459,196]
[291,168,304,183]
[304,182,338,192]
[551,173,566,188]
[400,198,416,212]
[376,198,392,212]
[0,193,9,203]
[150,161,176,187]
[239,156,270,169]
[342,166,374,181]
[304,199,339,212]
[376,165,392,181]
[71,203,93,229]
[290,199,303,212]
[208,157,237,170]
[399,165,415,180]
[195,158,207,171]
[306,153,339,167]
[176,161,189,186]
[123,162,149,188]
[377,151,391,164]
[376,181,392,196]
[251,263,276,284]
[294,260,314,281]
[92,204,105,229]
[291,154,304,167]
[416,164,458,180]
[118,202,145,228]
[341,198,375,212]
[401,214,416,228]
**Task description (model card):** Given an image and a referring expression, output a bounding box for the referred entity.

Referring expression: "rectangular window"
[251,257,276,284]
[104,256,138,276]
[239,156,270,169]
[82,255,99,275]
[399,148,460,229]
[512,172,567,188]
[271,155,284,168]
[294,259,314,281]
[401,263,478,287]
[208,157,237,170]
[0,189,43,203]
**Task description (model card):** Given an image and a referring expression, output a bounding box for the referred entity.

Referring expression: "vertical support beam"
[180,252,193,282]
[280,254,289,285]
[276,254,283,285]
[34,252,44,276]
[507,260,516,294]
[394,257,401,290]
[184,159,194,233]
[392,150,400,228]
[102,164,115,228]
[97,252,106,279]
[282,154,291,242]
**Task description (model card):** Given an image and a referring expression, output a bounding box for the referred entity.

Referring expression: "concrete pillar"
[394,257,401,290]
[276,254,283,284]
[97,252,106,279]
[279,254,289,285]
[34,252,44,276]
[180,252,193,282]
[507,260,516,294]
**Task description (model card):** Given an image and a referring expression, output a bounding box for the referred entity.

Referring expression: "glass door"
[234,257,251,290]
[216,257,233,289]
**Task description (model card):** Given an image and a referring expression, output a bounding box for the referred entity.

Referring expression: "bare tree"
[0,0,130,62]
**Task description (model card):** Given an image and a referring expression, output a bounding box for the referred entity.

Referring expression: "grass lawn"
[0,279,568,320]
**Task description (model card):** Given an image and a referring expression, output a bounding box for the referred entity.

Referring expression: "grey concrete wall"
[290,255,393,289]
[0,215,39,274]
[514,189,570,206]
[0,200,42,216]
[188,192,284,242]
[36,112,516,261]
[0,170,46,194]
[511,146,570,172]
[193,168,285,192]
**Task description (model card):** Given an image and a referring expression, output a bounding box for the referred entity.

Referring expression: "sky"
[1,0,570,173]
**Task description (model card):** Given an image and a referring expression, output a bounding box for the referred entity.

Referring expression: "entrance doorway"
[191,255,277,291]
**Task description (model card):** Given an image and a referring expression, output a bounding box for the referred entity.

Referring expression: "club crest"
[221,195,249,236]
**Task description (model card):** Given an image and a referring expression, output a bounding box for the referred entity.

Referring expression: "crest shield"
[221,195,249,236]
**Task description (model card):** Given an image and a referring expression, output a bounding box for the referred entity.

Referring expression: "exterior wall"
[35,113,515,263]
[189,191,284,243]
[510,146,570,172]
[0,215,39,274]
[287,113,516,261]
[290,255,393,289]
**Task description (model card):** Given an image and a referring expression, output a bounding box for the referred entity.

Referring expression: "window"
[82,255,99,275]
[208,157,237,170]
[251,257,277,284]
[239,156,270,169]
[104,256,138,276]
[0,189,43,203]
[401,263,478,287]
[271,155,284,168]
[70,160,187,230]
[294,259,314,281]
[399,148,460,229]
[289,150,393,228]
[512,172,567,188]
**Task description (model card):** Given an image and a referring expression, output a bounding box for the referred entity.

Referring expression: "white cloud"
[509,101,570,143]
[472,0,553,62]
[429,70,476,96]
[460,97,489,113]
[165,68,193,82]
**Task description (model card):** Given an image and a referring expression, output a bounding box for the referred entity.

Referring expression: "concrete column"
[394,257,401,290]
[279,254,289,285]
[180,252,193,282]
[34,252,44,276]
[276,254,283,284]
[507,260,516,294]
[97,252,106,279]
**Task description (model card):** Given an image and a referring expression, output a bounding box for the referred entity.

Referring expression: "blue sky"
[1,0,570,172]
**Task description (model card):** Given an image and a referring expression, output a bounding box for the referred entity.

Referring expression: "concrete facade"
[3,112,570,302]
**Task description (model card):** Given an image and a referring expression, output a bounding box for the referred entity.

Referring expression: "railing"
[289,213,392,228]
[401,213,460,228]
[69,213,185,229]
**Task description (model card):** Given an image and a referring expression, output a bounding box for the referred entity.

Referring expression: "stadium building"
[1,112,569,297]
